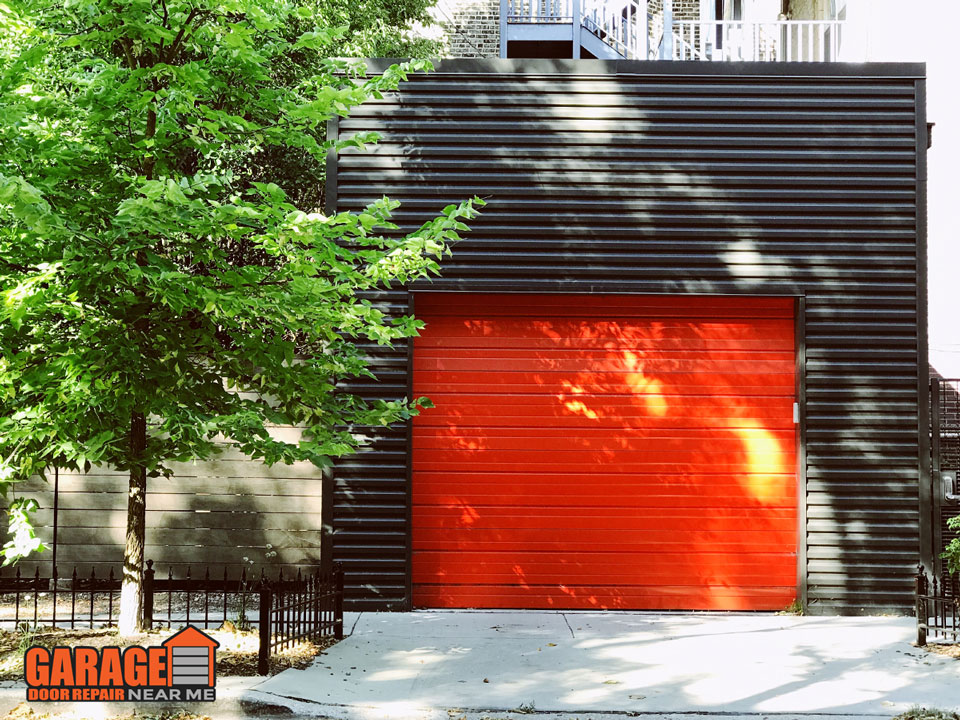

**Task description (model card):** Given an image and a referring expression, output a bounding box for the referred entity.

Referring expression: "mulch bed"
[922,643,960,660]
[2,706,209,720]
[0,625,337,681]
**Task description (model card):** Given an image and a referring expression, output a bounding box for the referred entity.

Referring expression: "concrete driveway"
[247,611,960,719]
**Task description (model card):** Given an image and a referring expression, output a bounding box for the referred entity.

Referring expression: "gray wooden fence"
[17,446,325,574]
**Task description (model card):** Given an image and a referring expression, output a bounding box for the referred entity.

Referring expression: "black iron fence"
[0,560,344,675]
[916,568,959,645]
[257,567,344,674]
[932,377,960,571]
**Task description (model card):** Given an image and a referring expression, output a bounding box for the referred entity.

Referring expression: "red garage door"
[412,294,797,611]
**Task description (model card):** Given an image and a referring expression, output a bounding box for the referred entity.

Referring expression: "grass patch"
[776,599,805,616]
[0,624,336,681]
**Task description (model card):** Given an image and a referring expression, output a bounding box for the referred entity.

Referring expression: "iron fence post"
[258,580,273,675]
[932,377,943,576]
[916,569,927,646]
[143,560,155,631]
[334,562,344,640]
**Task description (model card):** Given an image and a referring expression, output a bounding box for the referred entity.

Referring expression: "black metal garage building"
[326,59,930,615]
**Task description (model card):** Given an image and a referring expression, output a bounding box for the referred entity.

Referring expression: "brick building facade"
[430,0,500,57]
[425,0,788,59]
[422,0,848,60]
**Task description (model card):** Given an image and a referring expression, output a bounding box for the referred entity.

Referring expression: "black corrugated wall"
[328,59,929,615]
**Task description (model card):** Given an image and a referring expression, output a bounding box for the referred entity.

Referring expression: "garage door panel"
[417,294,794,318]
[412,293,797,611]
[414,461,796,475]
[413,499,798,511]
[416,416,797,431]
[413,491,798,510]
[414,470,796,484]
[415,333,795,351]
[413,448,795,466]
[414,428,797,446]
[414,356,795,373]
[412,394,795,413]
[414,541,796,555]
[413,564,798,586]
[414,371,796,393]
[414,505,798,526]
[412,586,799,611]
[413,531,799,551]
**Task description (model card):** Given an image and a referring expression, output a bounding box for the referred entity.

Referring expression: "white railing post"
[638,0,648,60]
[500,0,509,58]
[661,0,673,59]
[571,0,580,58]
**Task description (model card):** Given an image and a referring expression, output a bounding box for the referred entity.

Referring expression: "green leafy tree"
[241,0,444,211]
[316,0,442,58]
[0,0,479,634]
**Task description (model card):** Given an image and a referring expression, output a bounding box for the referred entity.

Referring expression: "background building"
[423,0,959,376]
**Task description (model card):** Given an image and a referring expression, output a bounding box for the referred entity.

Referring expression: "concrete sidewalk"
[246,611,960,719]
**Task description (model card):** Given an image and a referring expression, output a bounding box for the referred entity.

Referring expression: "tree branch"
[119,38,137,71]
[164,8,201,64]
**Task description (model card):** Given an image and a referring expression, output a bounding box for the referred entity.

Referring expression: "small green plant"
[941,515,960,575]
[777,599,805,616]
[231,605,253,633]
[894,706,960,720]
[228,556,257,631]
[16,621,38,654]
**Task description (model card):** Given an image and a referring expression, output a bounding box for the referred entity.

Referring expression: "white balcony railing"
[506,0,575,23]
[503,0,844,62]
[506,0,652,59]
[673,20,843,62]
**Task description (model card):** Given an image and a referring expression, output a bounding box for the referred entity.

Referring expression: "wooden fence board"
[31,510,321,531]
[16,457,324,572]
[23,493,320,513]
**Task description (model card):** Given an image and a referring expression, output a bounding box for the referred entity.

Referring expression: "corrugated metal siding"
[331,59,927,614]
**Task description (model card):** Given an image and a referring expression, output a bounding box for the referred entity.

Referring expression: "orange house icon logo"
[162,626,219,688]
[24,624,220,702]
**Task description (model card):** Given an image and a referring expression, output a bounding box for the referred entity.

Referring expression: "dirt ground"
[1,706,209,720]
[923,643,960,660]
[0,625,336,681]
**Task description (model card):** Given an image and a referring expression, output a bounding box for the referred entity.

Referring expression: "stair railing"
[673,19,843,62]
[580,0,648,59]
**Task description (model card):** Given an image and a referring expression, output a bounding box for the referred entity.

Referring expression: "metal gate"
[931,377,960,573]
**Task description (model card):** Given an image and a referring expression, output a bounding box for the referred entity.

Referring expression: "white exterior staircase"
[501,0,843,62]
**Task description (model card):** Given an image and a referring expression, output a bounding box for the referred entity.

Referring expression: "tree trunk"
[118,411,147,635]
